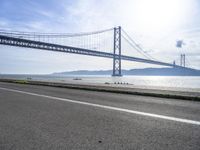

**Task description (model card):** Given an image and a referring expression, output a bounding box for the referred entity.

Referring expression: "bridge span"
[0,26,181,76]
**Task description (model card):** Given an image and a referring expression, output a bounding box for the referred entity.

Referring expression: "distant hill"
[52,67,200,76]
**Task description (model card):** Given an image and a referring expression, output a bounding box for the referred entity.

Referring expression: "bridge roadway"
[0,82,200,149]
[0,35,177,68]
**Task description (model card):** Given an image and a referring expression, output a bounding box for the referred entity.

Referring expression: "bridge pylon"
[112,26,122,76]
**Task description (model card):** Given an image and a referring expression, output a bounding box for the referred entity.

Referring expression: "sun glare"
[134,0,193,33]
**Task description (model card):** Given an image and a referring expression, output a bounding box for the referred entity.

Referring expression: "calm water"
[1,74,200,89]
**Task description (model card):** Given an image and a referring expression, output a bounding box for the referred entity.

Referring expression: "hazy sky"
[0,0,200,74]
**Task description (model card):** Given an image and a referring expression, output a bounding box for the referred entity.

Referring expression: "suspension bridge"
[0,26,184,76]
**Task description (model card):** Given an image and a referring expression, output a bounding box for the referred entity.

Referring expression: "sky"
[0,0,200,74]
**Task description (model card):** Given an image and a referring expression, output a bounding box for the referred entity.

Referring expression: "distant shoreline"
[52,67,200,76]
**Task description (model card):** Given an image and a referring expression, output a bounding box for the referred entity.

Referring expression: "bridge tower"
[180,54,186,67]
[112,26,122,76]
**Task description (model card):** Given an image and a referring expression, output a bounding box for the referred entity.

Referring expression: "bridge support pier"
[112,26,122,76]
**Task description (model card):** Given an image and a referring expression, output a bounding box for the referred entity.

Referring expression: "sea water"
[1,74,200,89]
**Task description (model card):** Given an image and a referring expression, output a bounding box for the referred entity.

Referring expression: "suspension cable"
[0,28,114,38]
[121,35,154,60]
[121,28,156,60]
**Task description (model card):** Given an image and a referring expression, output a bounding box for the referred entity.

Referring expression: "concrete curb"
[0,79,200,101]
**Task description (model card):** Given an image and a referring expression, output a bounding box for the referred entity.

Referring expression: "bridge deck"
[0,35,176,67]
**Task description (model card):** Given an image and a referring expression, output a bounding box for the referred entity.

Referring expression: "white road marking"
[0,86,200,126]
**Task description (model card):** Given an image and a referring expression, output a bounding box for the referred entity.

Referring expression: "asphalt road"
[0,82,200,150]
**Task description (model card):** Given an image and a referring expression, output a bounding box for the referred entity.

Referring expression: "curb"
[0,79,200,101]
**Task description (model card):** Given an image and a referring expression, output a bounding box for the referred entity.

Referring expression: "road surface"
[0,82,200,150]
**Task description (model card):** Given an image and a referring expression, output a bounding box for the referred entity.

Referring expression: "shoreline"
[0,78,200,101]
